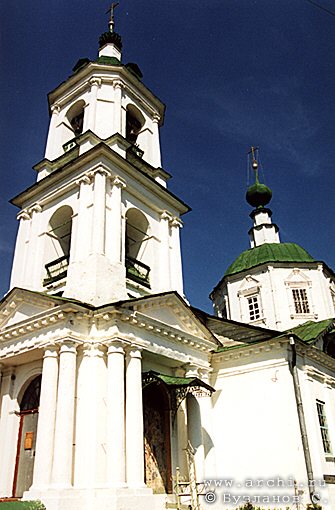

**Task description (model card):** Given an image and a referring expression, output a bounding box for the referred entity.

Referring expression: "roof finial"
[246,147,272,209]
[107,2,119,33]
[248,146,260,184]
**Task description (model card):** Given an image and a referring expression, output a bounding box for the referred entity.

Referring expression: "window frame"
[316,399,333,455]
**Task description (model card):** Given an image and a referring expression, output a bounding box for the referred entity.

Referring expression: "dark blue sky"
[1,1,335,312]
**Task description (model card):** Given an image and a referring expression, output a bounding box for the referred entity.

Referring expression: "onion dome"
[246,158,272,208]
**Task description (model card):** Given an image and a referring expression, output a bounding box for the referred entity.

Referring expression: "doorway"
[13,375,41,497]
[143,383,172,494]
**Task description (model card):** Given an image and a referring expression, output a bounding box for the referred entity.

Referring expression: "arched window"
[125,208,150,287]
[44,205,73,286]
[20,375,42,412]
[67,100,85,136]
[126,105,145,144]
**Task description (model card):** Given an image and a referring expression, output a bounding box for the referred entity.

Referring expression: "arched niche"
[125,104,145,144]
[44,205,73,286]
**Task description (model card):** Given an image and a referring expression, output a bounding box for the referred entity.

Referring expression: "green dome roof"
[224,243,315,277]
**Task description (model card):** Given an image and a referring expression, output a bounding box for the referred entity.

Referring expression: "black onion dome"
[246,182,272,208]
[99,32,123,51]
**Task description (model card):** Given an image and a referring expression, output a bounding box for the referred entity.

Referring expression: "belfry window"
[292,288,310,314]
[126,105,144,144]
[125,208,150,287]
[43,206,73,286]
[67,100,85,136]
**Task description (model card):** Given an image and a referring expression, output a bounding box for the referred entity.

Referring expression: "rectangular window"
[292,288,310,314]
[247,295,260,321]
[316,400,332,454]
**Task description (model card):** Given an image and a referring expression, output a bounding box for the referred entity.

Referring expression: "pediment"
[285,268,311,285]
[121,293,217,343]
[0,289,59,330]
[237,275,261,296]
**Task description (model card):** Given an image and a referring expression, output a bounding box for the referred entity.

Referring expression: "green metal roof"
[284,319,334,344]
[0,502,45,510]
[224,242,315,277]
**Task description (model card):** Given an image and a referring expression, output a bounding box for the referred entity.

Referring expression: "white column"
[91,169,108,255]
[159,211,171,291]
[74,343,106,488]
[88,78,101,133]
[169,217,184,295]
[109,177,126,264]
[31,346,59,490]
[126,347,145,487]
[113,81,123,135]
[107,341,126,486]
[51,341,77,488]
[151,114,162,168]
[45,104,61,160]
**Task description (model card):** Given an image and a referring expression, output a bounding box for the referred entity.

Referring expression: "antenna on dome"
[106,2,120,33]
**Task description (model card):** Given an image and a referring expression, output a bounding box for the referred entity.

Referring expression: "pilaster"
[169,217,184,295]
[159,211,172,291]
[151,114,162,168]
[88,78,102,132]
[45,103,61,161]
[113,80,123,135]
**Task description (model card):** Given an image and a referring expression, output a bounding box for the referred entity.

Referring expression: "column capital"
[106,339,128,355]
[184,363,199,378]
[82,342,106,358]
[126,346,143,359]
[89,167,110,179]
[169,216,183,229]
[29,203,43,215]
[160,210,172,221]
[152,113,161,124]
[42,344,59,359]
[51,103,61,115]
[75,174,92,187]
[17,209,31,221]
[89,77,102,88]
[113,79,124,90]
[111,175,126,189]
[56,339,79,355]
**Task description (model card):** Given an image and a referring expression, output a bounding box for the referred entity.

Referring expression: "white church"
[1,10,335,510]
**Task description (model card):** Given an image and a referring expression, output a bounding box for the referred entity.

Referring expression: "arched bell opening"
[13,375,42,498]
[143,382,172,494]
[125,208,151,287]
[43,205,73,286]
[125,104,145,145]
[66,100,85,136]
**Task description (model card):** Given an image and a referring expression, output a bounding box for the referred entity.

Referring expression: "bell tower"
[9,12,188,305]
